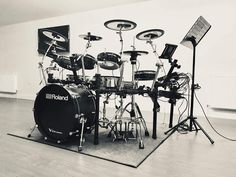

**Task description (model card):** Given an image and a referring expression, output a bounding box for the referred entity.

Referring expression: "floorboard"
[0,97,236,177]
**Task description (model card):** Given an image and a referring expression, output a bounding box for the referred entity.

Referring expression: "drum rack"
[93,57,183,145]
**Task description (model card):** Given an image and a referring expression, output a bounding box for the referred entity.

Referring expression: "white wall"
[0,0,235,119]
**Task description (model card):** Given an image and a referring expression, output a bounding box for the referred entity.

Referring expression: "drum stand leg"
[131,100,145,149]
[78,115,86,151]
[135,103,149,136]
[27,124,37,138]
[99,94,110,128]
[137,119,144,149]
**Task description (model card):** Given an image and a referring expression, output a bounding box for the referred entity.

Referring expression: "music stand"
[164,16,214,144]
[180,16,211,49]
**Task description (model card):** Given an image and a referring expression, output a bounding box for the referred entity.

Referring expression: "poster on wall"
[38,25,70,54]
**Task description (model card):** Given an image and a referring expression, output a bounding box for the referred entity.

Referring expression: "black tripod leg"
[194,120,214,144]
[152,106,157,139]
[192,118,199,132]
[94,91,100,145]
[94,74,101,145]
[169,101,174,128]
[164,125,179,140]
[151,93,160,139]
[164,117,189,135]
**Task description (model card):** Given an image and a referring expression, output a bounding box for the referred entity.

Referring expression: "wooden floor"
[0,97,236,177]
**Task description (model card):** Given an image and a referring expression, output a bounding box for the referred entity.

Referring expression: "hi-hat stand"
[164,16,214,144]
[121,50,150,148]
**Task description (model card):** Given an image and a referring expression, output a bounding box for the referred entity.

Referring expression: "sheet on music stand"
[180,16,211,49]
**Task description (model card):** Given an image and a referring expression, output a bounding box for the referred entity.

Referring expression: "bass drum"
[33,84,96,143]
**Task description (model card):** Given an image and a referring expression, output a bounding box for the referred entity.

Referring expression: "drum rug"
[8,124,168,168]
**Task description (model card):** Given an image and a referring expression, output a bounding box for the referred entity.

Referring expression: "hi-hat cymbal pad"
[123,50,148,56]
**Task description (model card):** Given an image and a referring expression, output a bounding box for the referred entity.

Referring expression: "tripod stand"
[164,37,214,144]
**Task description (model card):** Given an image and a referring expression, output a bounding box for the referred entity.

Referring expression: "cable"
[176,97,189,134]
[177,98,187,119]
[194,92,236,141]
[173,73,191,133]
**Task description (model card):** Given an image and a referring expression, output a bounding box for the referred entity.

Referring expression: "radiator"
[207,76,236,110]
[0,75,17,93]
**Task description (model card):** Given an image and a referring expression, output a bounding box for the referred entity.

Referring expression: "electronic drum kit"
[31,19,181,151]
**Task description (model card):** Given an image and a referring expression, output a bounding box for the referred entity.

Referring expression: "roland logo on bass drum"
[45,94,69,101]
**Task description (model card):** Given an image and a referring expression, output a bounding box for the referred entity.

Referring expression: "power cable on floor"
[194,92,236,141]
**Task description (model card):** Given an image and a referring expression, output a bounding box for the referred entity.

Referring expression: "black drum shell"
[33,84,95,143]
[76,54,96,70]
[100,76,120,89]
[52,54,96,71]
[66,74,90,82]
[97,52,121,70]
[134,70,156,81]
